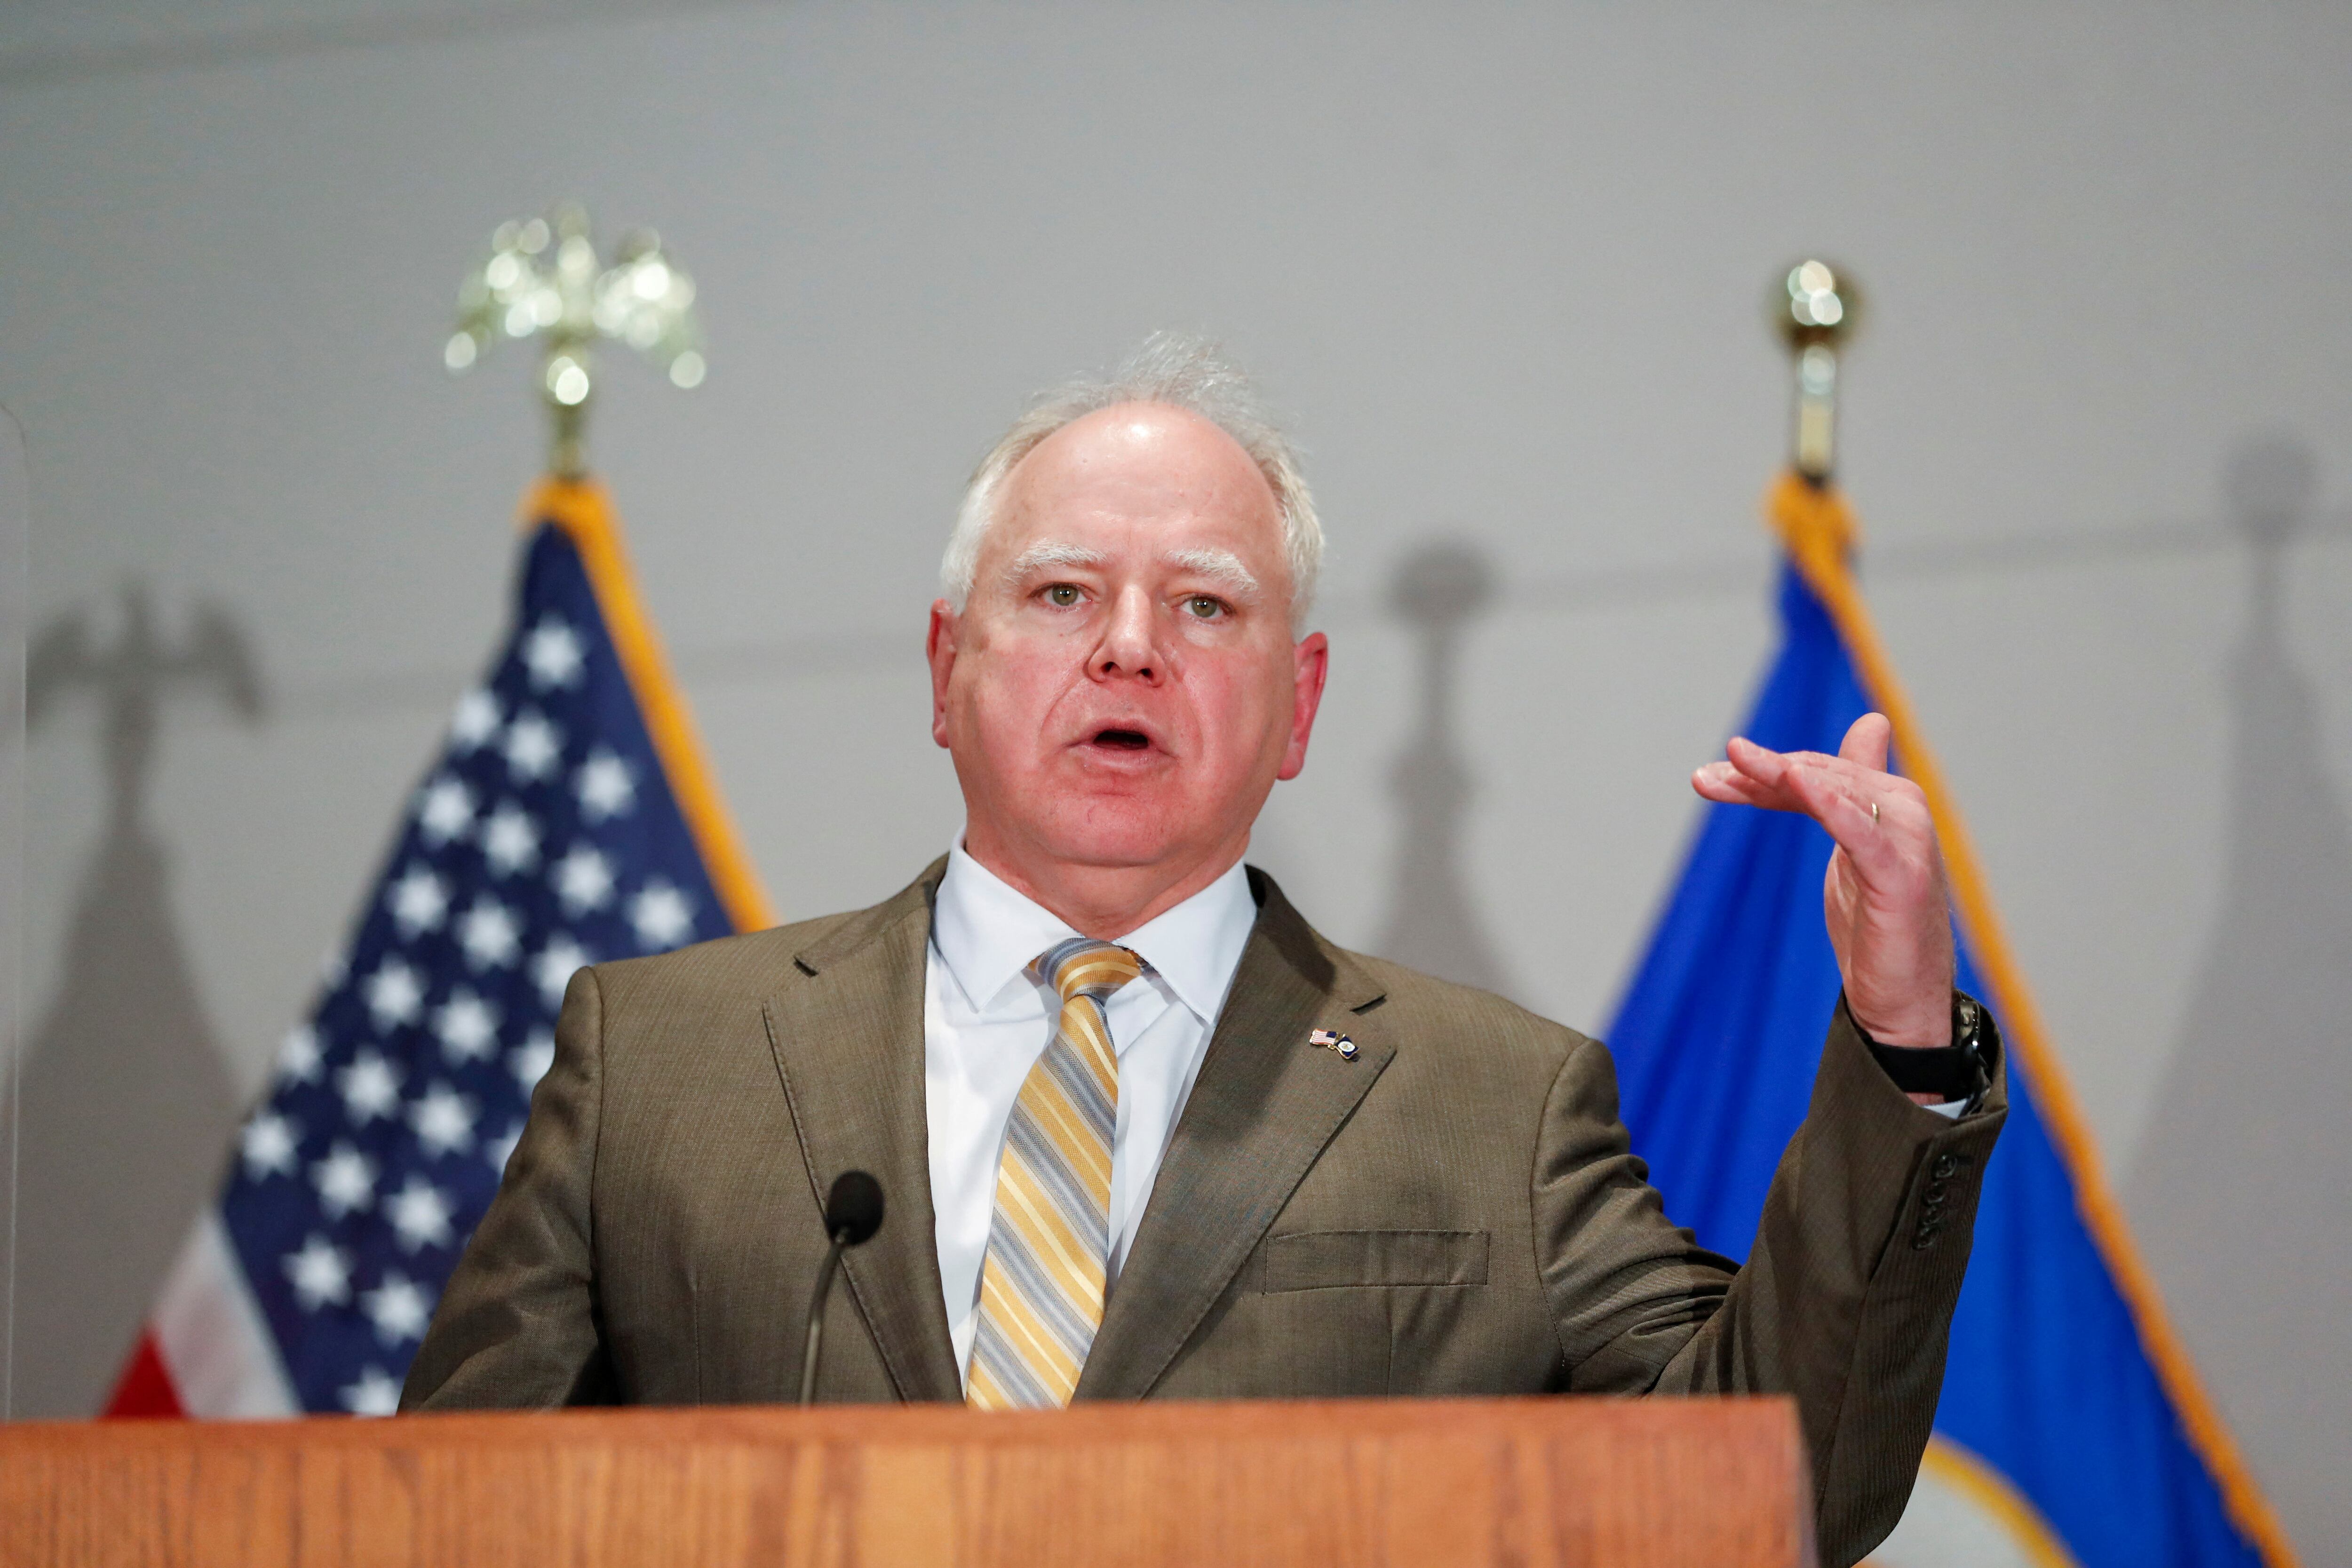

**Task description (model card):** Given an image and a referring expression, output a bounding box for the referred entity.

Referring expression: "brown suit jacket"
[404,860,2005,1567]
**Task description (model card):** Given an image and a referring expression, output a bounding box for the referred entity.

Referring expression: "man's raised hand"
[1691,712,1956,1049]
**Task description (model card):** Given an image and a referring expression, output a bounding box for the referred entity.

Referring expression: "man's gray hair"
[940,333,1322,634]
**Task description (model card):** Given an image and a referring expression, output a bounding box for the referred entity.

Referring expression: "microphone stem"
[798,1228,849,1406]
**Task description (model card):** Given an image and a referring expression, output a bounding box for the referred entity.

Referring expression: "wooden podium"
[1,1395,1817,1567]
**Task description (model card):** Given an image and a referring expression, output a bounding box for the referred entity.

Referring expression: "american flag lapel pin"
[1308,1028,1359,1061]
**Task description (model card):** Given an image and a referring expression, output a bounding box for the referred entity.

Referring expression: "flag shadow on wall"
[1371,540,1518,1000]
[11,588,261,1417]
[2126,435,2351,1563]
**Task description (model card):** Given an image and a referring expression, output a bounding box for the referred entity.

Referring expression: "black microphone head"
[824,1170,885,1247]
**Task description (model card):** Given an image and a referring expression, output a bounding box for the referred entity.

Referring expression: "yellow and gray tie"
[967,937,1142,1410]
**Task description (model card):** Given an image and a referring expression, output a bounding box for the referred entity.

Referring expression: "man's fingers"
[1727,737,1863,788]
[1770,751,1847,822]
[1723,735,1791,788]
[1838,712,1892,772]
[1769,753,1928,870]
[1698,734,1929,842]
[1782,757,1881,843]
[1699,740,1843,814]
[1692,761,1786,808]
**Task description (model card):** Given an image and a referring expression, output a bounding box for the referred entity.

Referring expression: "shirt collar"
[931,841,1076,1015]
[1116,856,1256,1025]
[931,838,1258,1030]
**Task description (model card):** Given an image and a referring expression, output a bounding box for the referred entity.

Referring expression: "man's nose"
[1090,585,1162,684]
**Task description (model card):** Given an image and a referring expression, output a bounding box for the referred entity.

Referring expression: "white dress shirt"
[924,839,1258,1386]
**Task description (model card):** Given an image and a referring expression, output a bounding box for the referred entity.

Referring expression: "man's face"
[928,402,1328,886]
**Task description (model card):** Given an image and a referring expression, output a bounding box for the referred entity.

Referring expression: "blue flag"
[1608,505,2290,1567]
[111,482,769,1417]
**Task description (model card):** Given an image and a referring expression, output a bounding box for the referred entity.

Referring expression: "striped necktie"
[966,937,1143,1410]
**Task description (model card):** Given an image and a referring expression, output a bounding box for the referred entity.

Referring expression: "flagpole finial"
[1770,259,1860,485]
[444,202,707,479]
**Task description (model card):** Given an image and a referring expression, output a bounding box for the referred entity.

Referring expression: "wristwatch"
[1862,990,1995,1107]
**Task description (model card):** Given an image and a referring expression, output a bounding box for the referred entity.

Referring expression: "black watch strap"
[1863,991,1993,1104]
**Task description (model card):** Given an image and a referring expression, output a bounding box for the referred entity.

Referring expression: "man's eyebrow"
[1000,541,1108,587]
[1165,548,1261,599]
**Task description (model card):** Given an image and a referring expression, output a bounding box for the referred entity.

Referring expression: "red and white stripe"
[104,1214,297,1419]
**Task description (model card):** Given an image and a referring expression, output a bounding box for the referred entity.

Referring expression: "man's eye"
[1046,584,1081,607]
[1185,596,1225,620]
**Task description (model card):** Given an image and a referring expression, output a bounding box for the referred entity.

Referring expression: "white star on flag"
[240,1111,299,1180]
[531,936,593,1009]
[416,775,476,846]
[409,1083,478,1158]
[339,1366,402,1417]
[385,1176,456,1253]
[448,686,502,751]
[553,844,615,915]
[285,1235,353,1311]
[361,1273,435,1346]
[363,957,425,1030]
[434,988,500,1063]
[575,749,636,821]
[277,1024,322,1084]
[336,1051,404,1125]
[481,802,541,877]
[311,1141,378,1218]
[386,865,449,938]
[522,618,586,689]
[628,880,696,949]
[511,1031,556,1092]
[457,897,522,969]
[503,711,564,782]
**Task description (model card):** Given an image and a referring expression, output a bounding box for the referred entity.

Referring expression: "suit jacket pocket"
[1262,1229,1490,1292]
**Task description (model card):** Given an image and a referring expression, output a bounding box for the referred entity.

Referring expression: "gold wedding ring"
[1870,800,1880,825]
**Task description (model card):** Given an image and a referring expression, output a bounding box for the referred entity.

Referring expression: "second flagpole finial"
[1770,259,1860,486]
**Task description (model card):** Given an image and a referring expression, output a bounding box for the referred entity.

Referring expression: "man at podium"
[404,334,2005,1568]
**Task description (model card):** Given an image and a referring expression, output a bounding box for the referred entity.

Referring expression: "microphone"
[798,1170,885,1406]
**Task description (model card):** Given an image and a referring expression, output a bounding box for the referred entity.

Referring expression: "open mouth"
[1092,728,1152,750]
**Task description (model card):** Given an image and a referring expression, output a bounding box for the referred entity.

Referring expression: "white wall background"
[4,2,2348,1558]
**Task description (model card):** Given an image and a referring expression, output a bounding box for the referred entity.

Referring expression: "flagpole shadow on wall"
[11,586,260,1417]
[1371,541,1518,999]
[2125,435,2352,1562]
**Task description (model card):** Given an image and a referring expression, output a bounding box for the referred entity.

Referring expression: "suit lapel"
[763,860,963,1403]
[1075,870,1391,1400]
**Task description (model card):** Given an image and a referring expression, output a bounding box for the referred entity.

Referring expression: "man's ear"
[927,599,960,749]
[1277,630,1330,781]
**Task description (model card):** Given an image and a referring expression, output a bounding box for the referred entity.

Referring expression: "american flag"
[107,483,767,1417]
